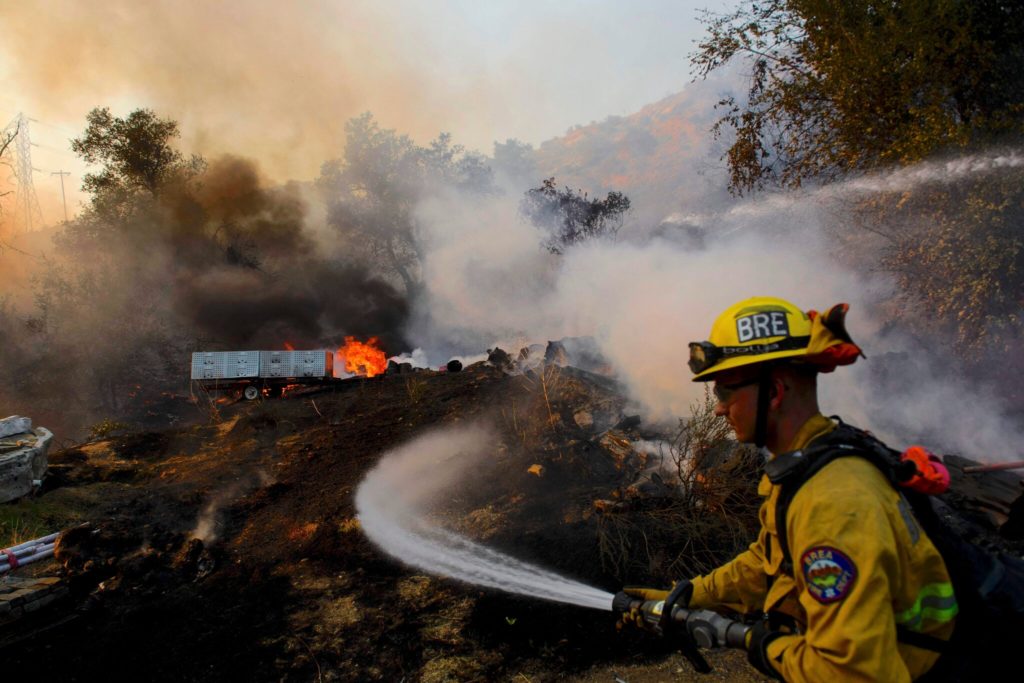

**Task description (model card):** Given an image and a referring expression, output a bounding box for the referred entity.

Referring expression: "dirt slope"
[2,364,760,682]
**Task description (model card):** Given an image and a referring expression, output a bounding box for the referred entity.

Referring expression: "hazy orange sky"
[1,0,719,225]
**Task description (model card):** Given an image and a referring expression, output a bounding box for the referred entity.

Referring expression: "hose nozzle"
[611,591,635,614]
[612,591,752,651]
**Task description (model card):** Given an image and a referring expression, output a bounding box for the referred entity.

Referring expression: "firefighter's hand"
[745,621,784,680]
[616,586,670,632]
[622,586,670,602]
[617,602,647,631]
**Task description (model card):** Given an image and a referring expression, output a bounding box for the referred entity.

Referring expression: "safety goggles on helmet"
[688,336,811,375]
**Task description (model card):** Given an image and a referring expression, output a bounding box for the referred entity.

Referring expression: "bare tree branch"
[0,122,19,203]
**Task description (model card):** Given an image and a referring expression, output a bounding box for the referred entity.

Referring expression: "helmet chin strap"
[754,365,773,450]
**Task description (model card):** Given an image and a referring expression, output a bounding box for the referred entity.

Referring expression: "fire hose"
[611,591,752,673]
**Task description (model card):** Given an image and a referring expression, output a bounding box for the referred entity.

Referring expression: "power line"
[31,117,80,138]
[31,140,73,153]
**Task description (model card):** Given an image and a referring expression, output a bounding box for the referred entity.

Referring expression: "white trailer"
[191,350,335,399]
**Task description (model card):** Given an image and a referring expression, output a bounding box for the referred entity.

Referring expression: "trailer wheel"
[243,385,260,401]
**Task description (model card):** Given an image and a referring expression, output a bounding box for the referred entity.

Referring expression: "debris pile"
[942,455,1024,541]
[0,416,53,503]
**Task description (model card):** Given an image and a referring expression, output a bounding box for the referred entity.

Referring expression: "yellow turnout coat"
[689,414,957,682]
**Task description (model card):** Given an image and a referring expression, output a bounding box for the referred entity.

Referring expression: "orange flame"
[284,341,295,351]
[337,336,387,377]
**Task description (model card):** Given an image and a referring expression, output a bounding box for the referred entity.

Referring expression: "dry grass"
[419,654,485,683]
[597,388,761,583]
[0,515,43,549]
[87,418,133,441]
[405,375,429,405]
[188,381,224,424]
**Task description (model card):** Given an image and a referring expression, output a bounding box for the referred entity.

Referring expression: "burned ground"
[1,363,763,682]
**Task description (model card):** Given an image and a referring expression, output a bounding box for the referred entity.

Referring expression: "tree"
[520,178,631,254]
[318,113,494,297]
[492,138,538,189]
[0,123,17,206]
[71,107,204,201]
[0,123,15,169]
[693,0,1024,194]
[0,127,14,158]
[423,132,495,194]
[692,1,1024,394]
[857,170,1024,361]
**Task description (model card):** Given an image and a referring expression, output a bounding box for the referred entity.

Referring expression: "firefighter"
[625,296,956,681]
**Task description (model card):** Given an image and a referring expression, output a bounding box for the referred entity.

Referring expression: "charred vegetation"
[1,6,1023,679]
[0,359,766,681]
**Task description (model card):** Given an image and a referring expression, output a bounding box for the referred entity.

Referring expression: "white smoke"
[414,192,562,352]
[406,150,1024,461]
[388,348,431,368]
[192,470,274,542]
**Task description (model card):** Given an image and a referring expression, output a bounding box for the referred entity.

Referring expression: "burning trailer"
[190,350,336,400]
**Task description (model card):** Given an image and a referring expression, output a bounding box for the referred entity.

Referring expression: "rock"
[386,361,415,375]
[573,410,594,429]
[0,416,32,439]
[0,422,52,504]
[598,431,646,471]
[487,347,513,371]
[544,341,568,366]
[614,415,642,431]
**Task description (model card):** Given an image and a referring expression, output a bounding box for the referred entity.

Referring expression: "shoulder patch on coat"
[801,546,857,604]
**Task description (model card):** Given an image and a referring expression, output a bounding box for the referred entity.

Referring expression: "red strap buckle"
[3,549,19,569]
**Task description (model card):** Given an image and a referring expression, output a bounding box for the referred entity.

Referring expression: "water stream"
[669,148,1024,230]
[355,426,614,611]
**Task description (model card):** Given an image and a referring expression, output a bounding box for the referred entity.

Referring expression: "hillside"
[535,77,734,229]
[1,362,760,682]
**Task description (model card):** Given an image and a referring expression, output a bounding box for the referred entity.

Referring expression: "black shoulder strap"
[767,420,955,653]
[770,418,913,574]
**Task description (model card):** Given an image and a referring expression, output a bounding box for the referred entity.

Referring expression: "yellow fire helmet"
[689,296,864,382]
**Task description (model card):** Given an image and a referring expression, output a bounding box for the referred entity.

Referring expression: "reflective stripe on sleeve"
[894,583,958,630]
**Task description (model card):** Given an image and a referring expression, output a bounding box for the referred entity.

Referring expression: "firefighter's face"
[712,369,761,443]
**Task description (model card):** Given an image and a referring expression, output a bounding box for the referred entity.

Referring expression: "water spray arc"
[355,425,614,611]
[667,148,1024,233]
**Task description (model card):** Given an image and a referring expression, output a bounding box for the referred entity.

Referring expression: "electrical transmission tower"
[2,113,44,232]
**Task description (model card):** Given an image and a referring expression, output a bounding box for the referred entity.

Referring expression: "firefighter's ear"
[769,376,785,407]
